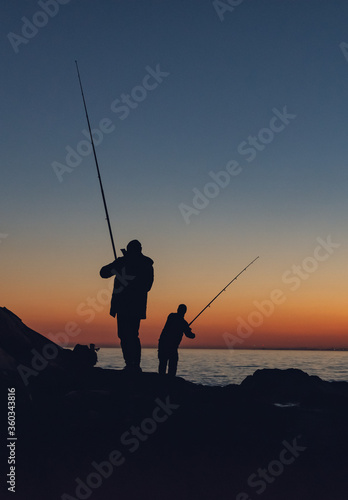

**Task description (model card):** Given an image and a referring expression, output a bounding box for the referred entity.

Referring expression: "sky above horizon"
[1,0,348,349]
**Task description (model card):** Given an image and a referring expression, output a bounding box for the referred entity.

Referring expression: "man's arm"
[140,260,154,291]
[146,265,154,291]
[99,260,118,279]
[183,321,195,339]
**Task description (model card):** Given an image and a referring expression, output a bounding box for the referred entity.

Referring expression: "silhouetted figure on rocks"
[100,240,154,372]
[158,304,195,376]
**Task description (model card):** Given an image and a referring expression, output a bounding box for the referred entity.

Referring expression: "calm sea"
[96,348,348,386]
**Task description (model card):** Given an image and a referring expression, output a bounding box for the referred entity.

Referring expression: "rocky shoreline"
[1,307,347,500]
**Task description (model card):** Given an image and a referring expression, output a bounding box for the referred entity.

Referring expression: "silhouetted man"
[158,304,195,377]
[100,240,154,372]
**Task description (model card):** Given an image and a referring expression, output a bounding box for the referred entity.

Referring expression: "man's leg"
[117,314,129,366]
[131,320,141,367]
[168,351,178,377]
[158,356,168,375]
[117,314,141,367]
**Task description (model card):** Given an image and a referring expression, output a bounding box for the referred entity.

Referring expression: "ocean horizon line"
[70,345,348,352]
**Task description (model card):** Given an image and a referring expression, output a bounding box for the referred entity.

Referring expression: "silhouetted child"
[158,304,195,376]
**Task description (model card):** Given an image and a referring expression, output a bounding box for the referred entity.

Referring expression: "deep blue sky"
[1,0,347,347]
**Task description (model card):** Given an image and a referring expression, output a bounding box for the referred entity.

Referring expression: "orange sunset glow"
[2,0,347,354]
[4,228,346,350]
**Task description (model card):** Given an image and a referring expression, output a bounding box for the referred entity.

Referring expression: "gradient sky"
[1,0,347,349]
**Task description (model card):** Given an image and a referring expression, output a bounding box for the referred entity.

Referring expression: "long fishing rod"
[75,60,117,260]
[188,256,259,326]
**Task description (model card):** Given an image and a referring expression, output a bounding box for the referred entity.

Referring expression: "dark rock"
[1,308,348,500]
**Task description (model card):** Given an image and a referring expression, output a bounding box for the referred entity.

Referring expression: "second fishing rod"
[189,256,259,326]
